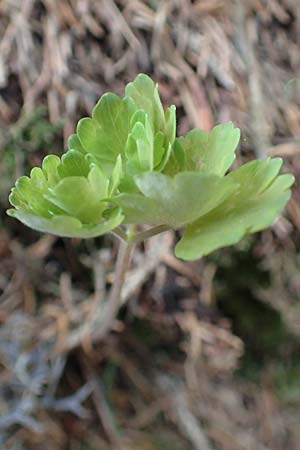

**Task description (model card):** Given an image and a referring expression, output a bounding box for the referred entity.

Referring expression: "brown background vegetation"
[1,1,300,449]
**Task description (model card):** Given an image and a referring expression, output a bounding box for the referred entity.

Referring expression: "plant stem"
[97,239,133,339]
[110,239,133,305]
[63,224,170,346]
[130,224,170,243]
[111,224,170,244]
[111,226,127,242]
[99,224,169,339]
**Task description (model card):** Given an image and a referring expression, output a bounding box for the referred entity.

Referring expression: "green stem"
[111,224,170,244]
[97,239,133,339]
[130,224,170,244]
[111,226,127,242]
[109,239,133,306]
[100,224,169,338]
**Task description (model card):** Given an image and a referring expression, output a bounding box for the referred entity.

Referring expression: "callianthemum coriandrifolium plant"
[8,74,294,261]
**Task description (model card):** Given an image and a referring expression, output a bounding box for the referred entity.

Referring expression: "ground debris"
[1,1,300,449]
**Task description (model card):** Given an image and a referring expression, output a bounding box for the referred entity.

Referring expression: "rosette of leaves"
[8,74,294,260]
[69,74,176,178]
[8,150,123,238]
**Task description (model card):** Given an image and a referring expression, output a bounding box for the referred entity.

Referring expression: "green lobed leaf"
[68,133,85,153]
[42,154,61,185]
[72,74,175,179]
[125,74,166,134]
[116,171,237,227]
[175,159,294,260]
[77,93,135,165]
[168,122,240,176]
[57,150,90,178]
[124,110,168,175]
[7,207,124,238]
[124,75,175,173]
[8,148,123,237]
[10,171,63,218]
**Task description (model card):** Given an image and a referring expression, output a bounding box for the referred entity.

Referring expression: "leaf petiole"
[129,224,170,244]
[111,226,128,242]
[111,224,170,244]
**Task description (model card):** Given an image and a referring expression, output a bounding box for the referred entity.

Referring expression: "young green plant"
[8,74,294,338]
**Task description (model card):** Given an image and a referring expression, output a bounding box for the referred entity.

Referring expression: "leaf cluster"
[8,74,294,259]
